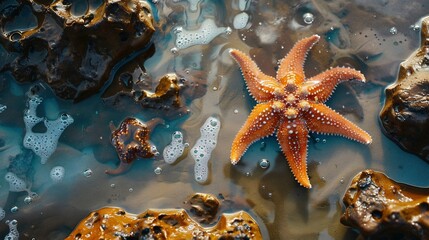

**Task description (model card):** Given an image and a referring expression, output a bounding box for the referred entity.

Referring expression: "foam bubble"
[50,166,65,183]
[23,95,74,164]
[163,131,187,164]
[233,12,249,30]
[191,116,221,183]
[4,172,27,193]
[0,208,5,221]
[4,219,19,240]
[175,19,230,49]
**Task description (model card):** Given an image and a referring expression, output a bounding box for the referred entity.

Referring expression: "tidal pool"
[0,0,428,239]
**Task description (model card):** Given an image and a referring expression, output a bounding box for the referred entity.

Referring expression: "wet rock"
[65,207,262,239]
[341,169,429,239]
[106,117,163,175]
[184,193,220,224]
[0,0,154,101]
[380,17,429,161]
[103,71,207,116]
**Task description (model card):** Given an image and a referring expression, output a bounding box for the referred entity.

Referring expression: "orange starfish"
[230,35,372,188]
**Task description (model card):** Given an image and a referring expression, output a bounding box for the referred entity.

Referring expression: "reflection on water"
[0,0,429,239]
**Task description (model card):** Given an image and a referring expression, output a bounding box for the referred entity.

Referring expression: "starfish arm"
[276,35,320,85]
[231,102,281,164]
[230,49,284,102]
[277,118,311,188]
[304,67,366,103]
[304,103,372,144]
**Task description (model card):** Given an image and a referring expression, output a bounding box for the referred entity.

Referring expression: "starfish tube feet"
[277,119,311,188]
[304,103,372,144]
[305,67,366,103]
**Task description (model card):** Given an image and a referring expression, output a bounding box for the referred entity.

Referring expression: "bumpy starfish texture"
[230,35,372,188]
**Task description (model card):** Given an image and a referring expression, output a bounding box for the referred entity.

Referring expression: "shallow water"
[0,0,429,239]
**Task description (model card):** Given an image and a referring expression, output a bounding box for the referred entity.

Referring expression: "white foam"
[4,172,27,193]
[50,166,65,183]
[0,104,6,113]
[23,95,74,164]
[163,131,187,164]
[174,18,231,50]
[191,116,221,183]
[4,220,19,240]
[233,12,249,30]
[0,208,5,221]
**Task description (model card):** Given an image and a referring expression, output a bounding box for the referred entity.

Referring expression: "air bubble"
[24,196,33,204]
[10,206,19,213]
[259,159,270,169]
[170,47,178,54]
[154,167,162,175]
[83,169,93,177]
[389,27,398,35]
[303,13,314,25]
[410,24,420,31]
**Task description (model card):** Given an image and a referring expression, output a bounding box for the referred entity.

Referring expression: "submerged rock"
[0,0,154,101]
[380,16,429,161]
[104,72,206,115]
[66,207,262,239]
[184,193,220,224]
[341,169,429,239]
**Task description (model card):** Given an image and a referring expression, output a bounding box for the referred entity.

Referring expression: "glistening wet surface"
[0,0,429,239]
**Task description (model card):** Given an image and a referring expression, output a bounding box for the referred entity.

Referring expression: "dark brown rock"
[0,0,154,101]
[380,16,429,161]
[341,169,429,239]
